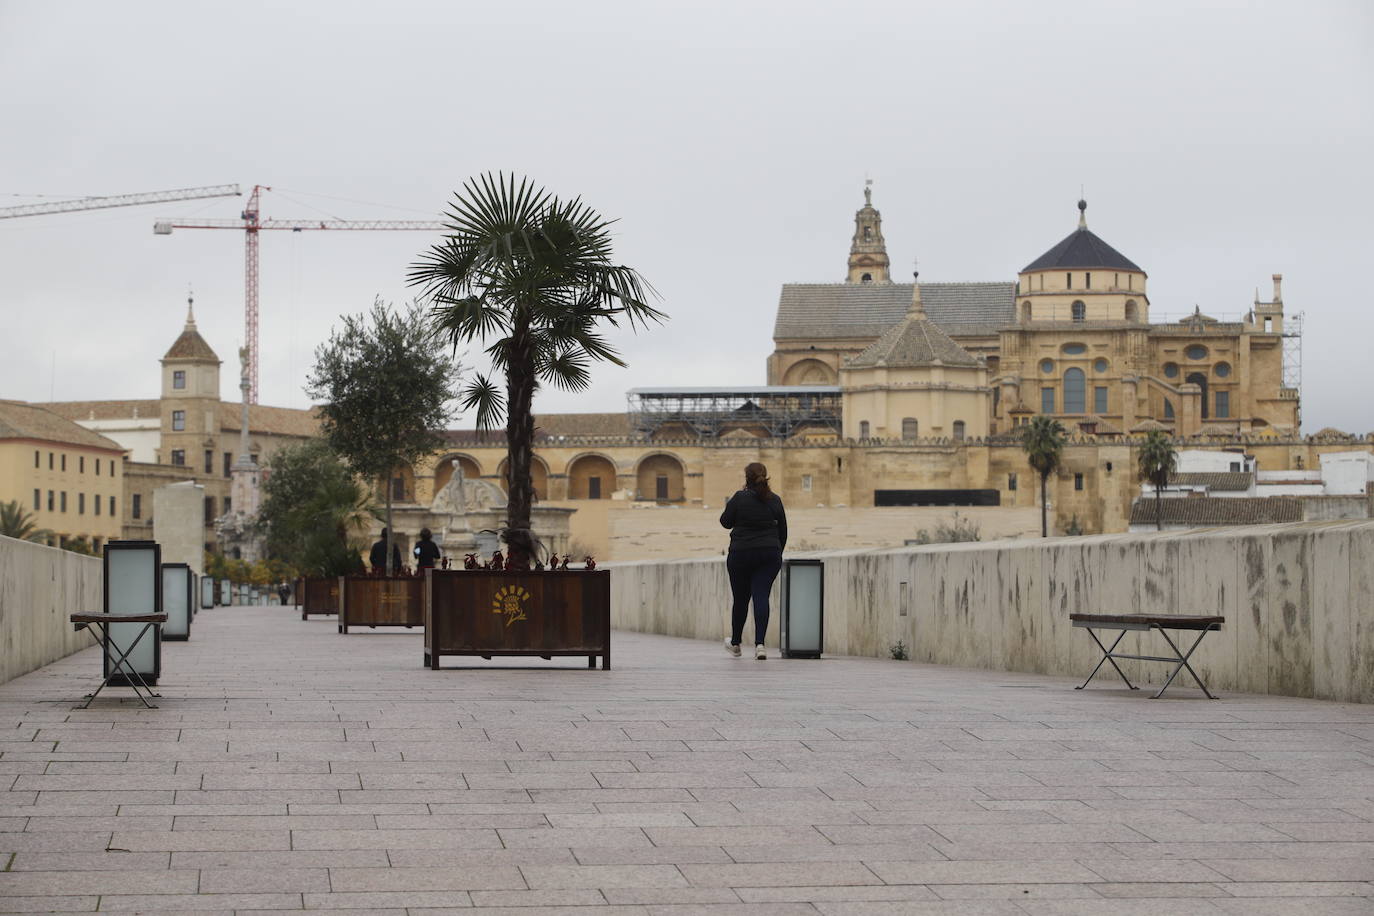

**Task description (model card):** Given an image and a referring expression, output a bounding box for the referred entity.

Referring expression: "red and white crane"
[0,184,241,219]
[155,185,445,404]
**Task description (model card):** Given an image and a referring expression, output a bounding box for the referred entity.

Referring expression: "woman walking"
[719,462,787,659]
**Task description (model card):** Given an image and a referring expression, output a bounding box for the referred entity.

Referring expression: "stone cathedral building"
[769,189,1298,439]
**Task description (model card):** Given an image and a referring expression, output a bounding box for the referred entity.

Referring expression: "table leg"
[1075,627,1137,691]
[79,623,160,709]
[1152,627,1218,699]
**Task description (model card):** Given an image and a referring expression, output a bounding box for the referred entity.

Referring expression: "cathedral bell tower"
[846,181,891,284]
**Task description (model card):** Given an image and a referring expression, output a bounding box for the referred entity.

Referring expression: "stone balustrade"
[0,535,102,684]
[610,519,1374,703]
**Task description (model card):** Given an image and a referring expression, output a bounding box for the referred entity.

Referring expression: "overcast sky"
[2,0,1370,433]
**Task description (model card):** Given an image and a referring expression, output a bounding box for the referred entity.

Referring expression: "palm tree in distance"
[1137,430,1178,531]
[0,500,52,544]
[409,173,662,568]
[1019,416,1067,537]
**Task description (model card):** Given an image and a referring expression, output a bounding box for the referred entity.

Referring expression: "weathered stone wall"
[610,519,1374,703]
[0,535,102,684]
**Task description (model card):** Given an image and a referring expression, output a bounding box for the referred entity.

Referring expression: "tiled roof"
[0,400,125,452]
[163,324,219,361]
[774,282,1015,340]
[846,304,982,370]
[1173,472,1253,492]
[43,399,162,422]
[218,403,321,438]
[1129,496,1301,526]
[443,413,631,445]
[1022,227,1143,273]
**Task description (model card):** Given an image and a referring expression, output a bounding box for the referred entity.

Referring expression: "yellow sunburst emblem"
[492,585,531,627]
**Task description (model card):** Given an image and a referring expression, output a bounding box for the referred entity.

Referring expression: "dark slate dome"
[1021,201,1143,273]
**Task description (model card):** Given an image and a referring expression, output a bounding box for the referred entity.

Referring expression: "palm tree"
[1019,415,1067,537]
[0,500,53,544]
[1137,430,1178,531]
[409,173,662,568]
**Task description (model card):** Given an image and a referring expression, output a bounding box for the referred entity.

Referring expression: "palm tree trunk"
[1040,472,1049,537]
[503,311,537,570]
[1155,473,1163,532]
[384,475,394,576]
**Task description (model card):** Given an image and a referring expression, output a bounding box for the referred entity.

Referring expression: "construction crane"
[0,184,241,220]
[155,185,445,404]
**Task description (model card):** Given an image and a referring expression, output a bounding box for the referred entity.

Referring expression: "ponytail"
[744,462,773,500]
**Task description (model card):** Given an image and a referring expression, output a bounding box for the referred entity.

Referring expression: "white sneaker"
[725,639,741,657]
[755,644,767,660]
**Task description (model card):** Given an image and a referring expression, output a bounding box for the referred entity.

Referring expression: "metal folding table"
[70,613,167,709]
[1069,613,1225,699]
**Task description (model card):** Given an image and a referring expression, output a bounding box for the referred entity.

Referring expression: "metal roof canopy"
[627,387,842,439]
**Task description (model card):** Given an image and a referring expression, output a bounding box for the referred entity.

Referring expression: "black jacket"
[370,539,402,572]
[413,538,441,569]
[719,489,787,552]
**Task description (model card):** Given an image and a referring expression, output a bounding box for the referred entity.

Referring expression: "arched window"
[859,420,870,439]
[901,417,917,439]
[1071,301,1086,322]
[1022,301,1033,323]
[1163,398,1175,419]
[863,226,872,241]
[1186,372,1209,419]
[1125,299,1139,321]
[861,273,872,283]
[1063,368,1086,414]
[952,420,966,441]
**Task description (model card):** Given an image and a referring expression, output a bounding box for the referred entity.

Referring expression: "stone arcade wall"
[610,519,1374,703]
[0,535,102,684]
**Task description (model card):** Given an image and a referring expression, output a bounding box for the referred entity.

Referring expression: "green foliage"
[306,300,459,573]
[256,440,374,577]
[409,172,662,566]
[1019,415,1067,537]
[0,500,53,543]
[1136,430,1178,531]
[1065,515,1084,536]
[889,640,909,661]
[60,536,98,556]
[910,512,982,545]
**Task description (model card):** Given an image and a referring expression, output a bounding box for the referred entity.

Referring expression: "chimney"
[1272,274,1283,303]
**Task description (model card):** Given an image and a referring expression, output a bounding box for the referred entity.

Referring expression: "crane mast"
[155,185,444,404]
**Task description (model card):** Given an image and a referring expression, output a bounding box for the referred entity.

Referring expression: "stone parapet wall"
[0,535,102,684]
[610,519,1374,703]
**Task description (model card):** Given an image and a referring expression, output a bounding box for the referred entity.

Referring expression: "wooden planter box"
[339,575,424,633]
[301,577,340,620]
[424,569,610,669]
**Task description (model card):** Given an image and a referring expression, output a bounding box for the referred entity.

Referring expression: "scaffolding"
[627,386,842,439]
[1282,311,1304,429]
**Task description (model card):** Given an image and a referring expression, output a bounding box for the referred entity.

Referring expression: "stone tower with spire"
[159,293,222,467]
[846,181,891,284]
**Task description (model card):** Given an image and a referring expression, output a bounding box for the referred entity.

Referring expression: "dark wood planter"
[424,569,610,669]
[301,577,340,620]
[339,575,424,633]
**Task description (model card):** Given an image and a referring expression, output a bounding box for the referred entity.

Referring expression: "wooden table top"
[71,613,168,624]
[1070,613,1224,629]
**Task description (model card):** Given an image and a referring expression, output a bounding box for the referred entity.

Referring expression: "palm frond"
[460,373,505,431]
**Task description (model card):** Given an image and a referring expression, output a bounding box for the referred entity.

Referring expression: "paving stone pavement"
[1,604,1372,914]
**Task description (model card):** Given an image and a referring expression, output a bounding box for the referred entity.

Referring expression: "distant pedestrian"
[276,581,290,605]
[369,528,402,575]
[719,462,787,659]
[413,527,441,571]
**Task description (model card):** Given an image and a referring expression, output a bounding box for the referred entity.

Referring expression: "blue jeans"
[727,547,783,646]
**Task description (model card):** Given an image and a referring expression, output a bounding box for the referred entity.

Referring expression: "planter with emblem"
[424,568,610,669]
[339,575,424,633]
[301,577,340,620]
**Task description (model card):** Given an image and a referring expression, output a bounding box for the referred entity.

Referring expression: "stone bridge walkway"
[1,605,1372,914]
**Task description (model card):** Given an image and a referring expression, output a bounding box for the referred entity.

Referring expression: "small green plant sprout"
[889,640,909,660]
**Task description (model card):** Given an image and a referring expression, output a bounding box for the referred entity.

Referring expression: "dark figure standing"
[369,528,402,575]
[719,462,787,659]
[276,581,290,605]
[413,527,441,571]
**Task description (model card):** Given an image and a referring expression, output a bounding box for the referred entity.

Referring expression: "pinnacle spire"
[847,180,890,283]
[185,288,197,329]
[907,267,925,318]
[1077,198,1087,230]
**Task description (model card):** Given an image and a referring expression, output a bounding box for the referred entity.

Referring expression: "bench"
[1069,613,1224,699]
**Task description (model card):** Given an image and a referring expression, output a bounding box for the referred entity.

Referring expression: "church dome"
[1021,200,1143,273]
